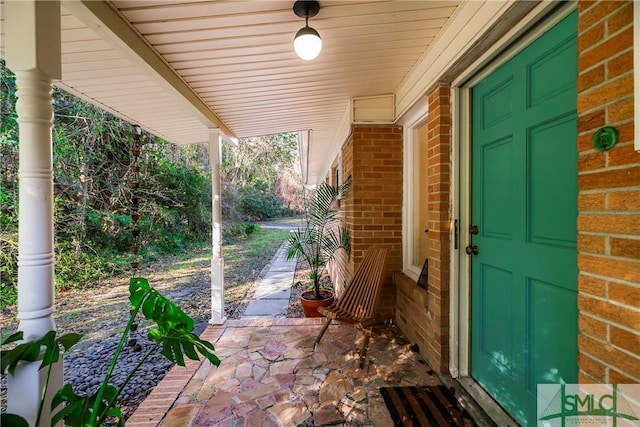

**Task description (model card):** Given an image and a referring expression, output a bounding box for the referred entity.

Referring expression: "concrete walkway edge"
[241,244,296,319]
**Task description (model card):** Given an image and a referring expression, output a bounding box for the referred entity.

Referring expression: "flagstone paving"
[127,318,441,426]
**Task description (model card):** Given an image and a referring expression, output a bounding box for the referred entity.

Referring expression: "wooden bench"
[315,246,389,367]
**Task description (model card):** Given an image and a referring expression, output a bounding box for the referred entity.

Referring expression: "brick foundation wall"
[576,0,639,384]
[341,125,403,318]
[395,85,452,373]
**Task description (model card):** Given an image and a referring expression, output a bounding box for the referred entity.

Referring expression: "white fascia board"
[221,133,238,147]
[62,0,236,139]
[394,0,515,119]
[313,100,352,186]
[299,130,310,185]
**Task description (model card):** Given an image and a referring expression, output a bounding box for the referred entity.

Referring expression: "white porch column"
[5,1,62,425]
[209,129,226,324]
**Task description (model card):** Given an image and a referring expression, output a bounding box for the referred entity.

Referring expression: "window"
[329,152,342,187]
[401,100,429,280]
[411,122,430,269]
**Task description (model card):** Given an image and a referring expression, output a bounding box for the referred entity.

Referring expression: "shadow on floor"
[127,318,441,426]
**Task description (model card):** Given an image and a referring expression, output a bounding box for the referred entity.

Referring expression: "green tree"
[0,61,216,306]
[1,58,304,308]
[0,62,19,302]
[221,133,303,220]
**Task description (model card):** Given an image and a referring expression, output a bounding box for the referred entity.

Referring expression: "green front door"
[470,12,578,426]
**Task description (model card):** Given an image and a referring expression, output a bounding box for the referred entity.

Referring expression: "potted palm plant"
[285,179,351,317]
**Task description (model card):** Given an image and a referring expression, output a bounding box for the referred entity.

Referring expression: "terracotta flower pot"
[300,290,334,318]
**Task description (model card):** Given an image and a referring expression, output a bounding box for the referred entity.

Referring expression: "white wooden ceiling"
[1,0,465,183]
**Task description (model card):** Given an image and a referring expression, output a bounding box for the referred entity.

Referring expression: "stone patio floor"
[126,318,441,426]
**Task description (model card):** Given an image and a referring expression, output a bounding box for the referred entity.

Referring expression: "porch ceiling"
[1,0,464,184]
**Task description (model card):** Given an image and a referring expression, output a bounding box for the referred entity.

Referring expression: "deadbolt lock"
[469,224,479,235]
[465,245,479,255]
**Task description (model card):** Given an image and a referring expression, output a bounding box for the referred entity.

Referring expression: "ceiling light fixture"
[293,1,322,60]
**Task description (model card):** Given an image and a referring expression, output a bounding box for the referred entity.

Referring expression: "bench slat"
[318,247,388,323]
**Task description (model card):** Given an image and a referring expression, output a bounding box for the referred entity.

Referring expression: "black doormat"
[380,386,477,426]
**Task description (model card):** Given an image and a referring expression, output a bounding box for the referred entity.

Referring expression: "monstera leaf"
[1,331,83,376]
[2,278,219,427]
[0,413,29,427]
[52,383,123,427]
[2,330,83,427]
[130,277,219,367]
[1,331,39,374]
[129,277,193,331]
[148,327,219,367]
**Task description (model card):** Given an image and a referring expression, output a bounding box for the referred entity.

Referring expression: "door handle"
[465,245,479,255]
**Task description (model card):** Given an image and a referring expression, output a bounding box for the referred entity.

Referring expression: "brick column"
[341,125,403,319]
[390,85,452,373]
[576,0,639,384]
[425,85,452,372]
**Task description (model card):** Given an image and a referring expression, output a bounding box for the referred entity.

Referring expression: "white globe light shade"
[294,26,322,60]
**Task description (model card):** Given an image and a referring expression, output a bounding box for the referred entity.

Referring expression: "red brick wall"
[341,125,403,318]
[342,0,638,381]
[576,0,639,384]
[395,85,452,373]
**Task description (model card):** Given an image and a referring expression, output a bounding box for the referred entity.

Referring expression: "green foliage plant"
[284,180,351,300]
[1,277,220,427]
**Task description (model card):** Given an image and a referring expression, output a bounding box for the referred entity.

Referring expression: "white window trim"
[338,152,343,186]
[399,98,428,281]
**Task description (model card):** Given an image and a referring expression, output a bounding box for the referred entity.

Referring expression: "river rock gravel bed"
[64,335,175,419]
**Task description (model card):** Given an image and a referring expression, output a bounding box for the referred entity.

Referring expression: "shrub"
[55,242,128,291]
[222,221,260,244]
[238,187,283,220]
